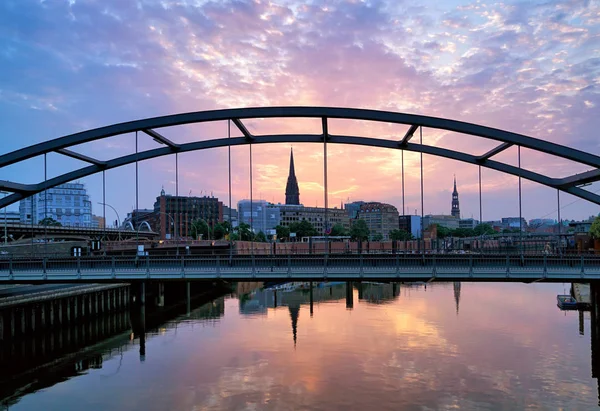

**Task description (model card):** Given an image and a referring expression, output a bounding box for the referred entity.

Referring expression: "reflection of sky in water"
[8,282,599,410]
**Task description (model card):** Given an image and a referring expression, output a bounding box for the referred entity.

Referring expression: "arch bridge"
[0,106,599,208]
[0,107,599,282]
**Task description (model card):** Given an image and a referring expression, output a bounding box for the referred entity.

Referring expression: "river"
[1,281,597,410]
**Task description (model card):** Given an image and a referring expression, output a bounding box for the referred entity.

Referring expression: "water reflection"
[3,282,600,410]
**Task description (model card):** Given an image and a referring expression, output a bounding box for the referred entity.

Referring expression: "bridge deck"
[1,254,599,283]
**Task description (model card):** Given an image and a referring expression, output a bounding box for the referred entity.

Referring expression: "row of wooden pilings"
[0,285,130,341]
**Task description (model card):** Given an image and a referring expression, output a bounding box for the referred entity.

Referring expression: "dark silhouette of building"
[154,188,223,240]
[451,176,460,218]
[285,148,300,205]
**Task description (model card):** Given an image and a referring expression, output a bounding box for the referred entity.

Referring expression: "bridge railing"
[2,254,600,277]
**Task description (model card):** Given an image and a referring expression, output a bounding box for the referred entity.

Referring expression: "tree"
[212,223,226,240]
[436,224,452,239]
[390,229,413,241]
[255,231,268,242]
[39,217,61,227]
[474,223,496,236]
[372,233,384,241]
[275,225,290,241]
[190,219,209,240]
[453,228,475,238]
[591,216,600,239]
[350,219,369,241]
[289,220,317,238]
[236,223,253,241]
[330,223,349,237]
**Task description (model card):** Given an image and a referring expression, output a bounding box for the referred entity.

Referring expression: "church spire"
[285,148,300,205]
[451,175,460,218]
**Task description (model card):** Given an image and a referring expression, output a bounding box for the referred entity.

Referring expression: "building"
[92,215,105,229]
[399,215,422,239]
[285,148,300,205]
[1,211,21,224]
[238,200,280,234]
[19,183,93,227]
[278,204,350,234]
[459,218,479,230]
[423,215,460,230]
[451,176,460,219]
[154,188,223,240]
[357,202,399,240]
[223,205,239,227]
[501,217,528,232]
[345,201,365,219]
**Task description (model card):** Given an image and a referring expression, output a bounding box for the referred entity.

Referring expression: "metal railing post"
[146,255,150,279]
[251,254,256,277]
[543,254,547,278]
[43,257,47,280]
[9,256,13,280]
[581,255,585,278]
[76,256,81,279]
[287,254,292,277]
[359,253,364,278]
[469,254,473,278]
[324,253,328,276]
[111,256,115,278]
[395,252,400,277]
[506,255,510,278]
[181,255,185,278]
[216,255,221,278]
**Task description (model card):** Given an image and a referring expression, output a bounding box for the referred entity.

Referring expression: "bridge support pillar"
[157,283,165,307]
[358,282,364,300]
[186,282,191,315]
[273,290,277,308]
[309,282,314,317]
[590,282,600,402]
[140,282,146,305]
[346,282,353,310]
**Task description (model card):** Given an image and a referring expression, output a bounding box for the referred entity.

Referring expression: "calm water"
[3,282,599,410]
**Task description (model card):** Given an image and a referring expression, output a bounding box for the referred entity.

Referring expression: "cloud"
[0,0,598,220]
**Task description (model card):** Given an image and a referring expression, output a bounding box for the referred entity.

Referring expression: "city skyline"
[0,0,598,222]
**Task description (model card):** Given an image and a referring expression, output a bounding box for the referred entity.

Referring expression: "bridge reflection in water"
[238,280,600,405]
[2,281,600,407]
[0,283,229,408]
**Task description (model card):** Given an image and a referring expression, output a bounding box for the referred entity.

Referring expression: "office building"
[154,188,223,240]
[278,204,350,234]
[399,215,422,239]
[238,200,280,234]
[357,202,399,240]
[19,182,93,227]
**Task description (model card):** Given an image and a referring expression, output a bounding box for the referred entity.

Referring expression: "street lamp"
[155,211,179,255]
[98,202,121,228]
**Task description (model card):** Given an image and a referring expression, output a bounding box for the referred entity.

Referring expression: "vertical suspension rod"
[250,142,253,255]
[135,131,139,247]
[518,145,523,255]
[175,152,179,255]
[324,127,329,250]
[557,189,561,255]
[420,127,424,255]
[479,165,483,252]
[44,153,47,256]
[103,170,106,240]
[228,120,233,260]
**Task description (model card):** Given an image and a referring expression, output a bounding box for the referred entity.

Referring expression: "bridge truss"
[0,107,599,235]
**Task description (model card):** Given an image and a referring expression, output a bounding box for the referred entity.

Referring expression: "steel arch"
[1,106,599,207]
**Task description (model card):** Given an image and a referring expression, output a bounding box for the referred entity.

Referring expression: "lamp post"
[98,202,121,228]
[155,211,178,255]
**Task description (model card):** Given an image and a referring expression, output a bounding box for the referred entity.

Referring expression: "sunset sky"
[0,0,598,223]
